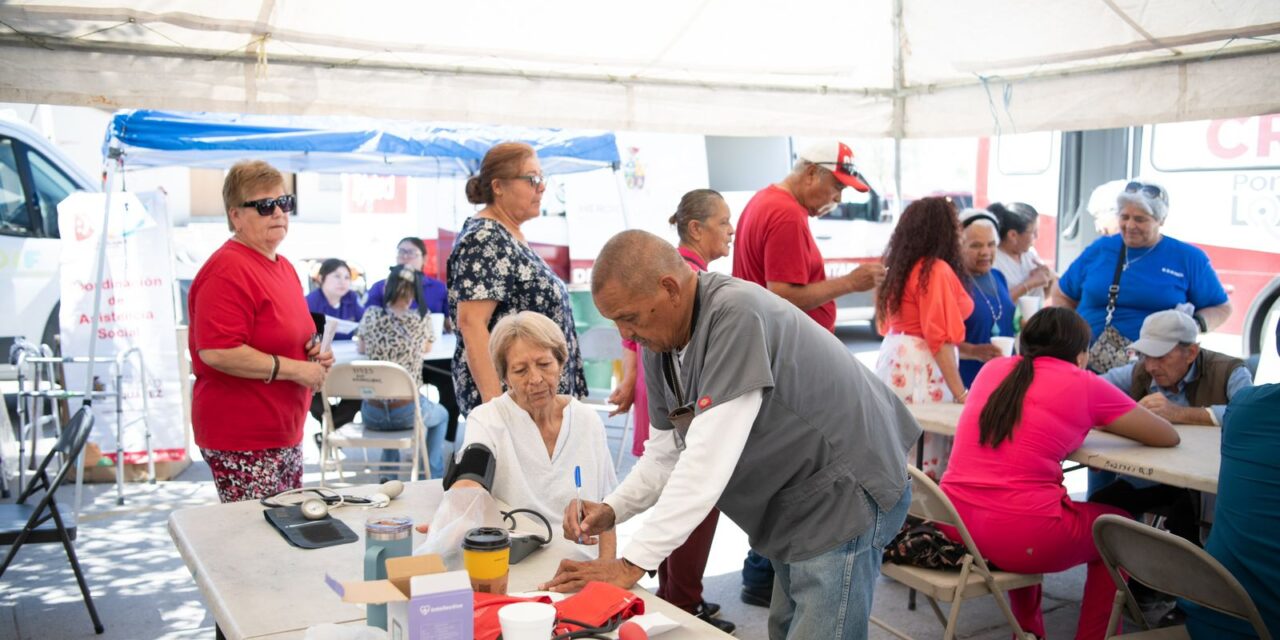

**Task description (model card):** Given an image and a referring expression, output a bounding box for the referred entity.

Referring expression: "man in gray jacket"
[543,230,920,640]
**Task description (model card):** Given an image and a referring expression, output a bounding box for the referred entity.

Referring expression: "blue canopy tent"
[103,109,621,177]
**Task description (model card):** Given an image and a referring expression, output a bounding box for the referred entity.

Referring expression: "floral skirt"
[201,444,303,503]
[875,332,954,480]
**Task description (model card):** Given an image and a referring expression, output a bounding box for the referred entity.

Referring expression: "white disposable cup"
[498,602,556,640]
[430,312,446,338]
[991,336,1016,357]
[1017,296,1043,322]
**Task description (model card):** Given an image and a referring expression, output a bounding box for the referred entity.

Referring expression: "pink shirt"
[940,356,1136,517]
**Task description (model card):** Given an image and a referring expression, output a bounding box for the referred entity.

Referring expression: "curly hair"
[876,197,965,320]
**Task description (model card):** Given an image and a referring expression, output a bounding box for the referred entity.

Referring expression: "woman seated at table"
[458,311,618,558]
[357,265,449,480]
[956,210,1016,387]
[307,258,363,428]
[939,307,1178,640]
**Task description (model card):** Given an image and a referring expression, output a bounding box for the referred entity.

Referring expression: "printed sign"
[58,192,185,463]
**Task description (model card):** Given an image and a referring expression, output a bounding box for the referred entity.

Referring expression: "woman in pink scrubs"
[939,307,1178,639]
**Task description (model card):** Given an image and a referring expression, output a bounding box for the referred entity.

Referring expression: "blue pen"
[574,465,585,543]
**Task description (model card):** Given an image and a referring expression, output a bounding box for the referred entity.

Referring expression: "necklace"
[971,273,1004,336]
[1123,238,1161,271]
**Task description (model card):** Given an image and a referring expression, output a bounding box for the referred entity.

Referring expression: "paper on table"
[319,316,341,353]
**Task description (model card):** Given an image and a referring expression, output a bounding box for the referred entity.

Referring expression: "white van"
[0,114,97,376]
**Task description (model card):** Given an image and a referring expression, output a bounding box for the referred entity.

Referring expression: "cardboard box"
[326,554,473,640]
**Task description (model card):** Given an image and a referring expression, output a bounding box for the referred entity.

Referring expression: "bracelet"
[265,354,279,384]
[954,389,969,403]
[1193,313,1208,333]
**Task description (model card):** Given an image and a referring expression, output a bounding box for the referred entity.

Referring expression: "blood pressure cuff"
[473,592,553,640]
[552,581,645,635]
[443,443,496,491]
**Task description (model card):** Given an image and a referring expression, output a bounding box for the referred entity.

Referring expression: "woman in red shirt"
[875,196,973,479]
[940,307,1177,639]
[188,160,334,503]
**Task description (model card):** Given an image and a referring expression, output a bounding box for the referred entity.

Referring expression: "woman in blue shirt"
[956,211,1016,387]
[1056,181,1231,370]
[305,258,363,427]
[305,258,362,340]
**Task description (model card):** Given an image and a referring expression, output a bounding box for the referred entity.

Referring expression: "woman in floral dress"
[874,197,974,479]
[447,142,586,416]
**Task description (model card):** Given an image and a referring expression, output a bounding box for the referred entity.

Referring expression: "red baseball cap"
[796,140,871,192]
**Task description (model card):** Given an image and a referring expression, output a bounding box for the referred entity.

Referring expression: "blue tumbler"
[364,515,413,630]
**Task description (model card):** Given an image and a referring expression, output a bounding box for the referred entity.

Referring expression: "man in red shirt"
[733,139,885,332]
[732,139,886,605]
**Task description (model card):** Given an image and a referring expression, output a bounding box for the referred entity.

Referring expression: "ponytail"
[978,356,1036,447]
[975,306,1093,448]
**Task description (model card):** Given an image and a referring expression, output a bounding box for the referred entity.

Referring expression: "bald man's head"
[591,230,688,297]
[591,230,698,352]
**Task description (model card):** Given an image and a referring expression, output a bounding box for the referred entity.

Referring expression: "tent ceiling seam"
[2,35,1278,100]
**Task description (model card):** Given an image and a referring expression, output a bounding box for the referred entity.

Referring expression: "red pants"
[656,508,720,611]
[949,498,1128,640]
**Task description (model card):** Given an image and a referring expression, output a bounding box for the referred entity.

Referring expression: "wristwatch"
[1193,314,1208,333]
[620,557,655,578]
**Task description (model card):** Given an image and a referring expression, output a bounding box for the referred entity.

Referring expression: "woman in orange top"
[875,196,974,479]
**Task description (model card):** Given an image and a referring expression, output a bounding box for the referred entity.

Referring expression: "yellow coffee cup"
[462,527,510,594]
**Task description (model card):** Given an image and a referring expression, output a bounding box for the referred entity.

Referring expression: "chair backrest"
[1093,514,1272,639]
[323,361,419,402]
[904,465,993,572]
[20,406,95,503]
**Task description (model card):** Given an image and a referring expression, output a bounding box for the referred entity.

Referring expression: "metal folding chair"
[876,465,1040,640]
[0,406,104,634]
[1093,514,1272,639]
[320,361,425,484]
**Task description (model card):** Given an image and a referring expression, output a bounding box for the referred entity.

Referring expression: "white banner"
[57,191,186,464]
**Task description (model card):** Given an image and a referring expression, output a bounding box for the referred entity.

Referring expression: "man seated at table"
[1092,309,1251,609]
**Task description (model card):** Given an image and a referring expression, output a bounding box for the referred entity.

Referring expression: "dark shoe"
[1129,579,1175,611]
[696,612,735,634]
[692,601,721,619]
[740,585,772,608]
[1157,605,1187,628]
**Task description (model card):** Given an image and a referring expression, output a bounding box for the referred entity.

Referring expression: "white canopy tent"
[0,1,1277,139]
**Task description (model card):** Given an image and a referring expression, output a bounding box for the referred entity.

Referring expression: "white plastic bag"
[416,486,504,570]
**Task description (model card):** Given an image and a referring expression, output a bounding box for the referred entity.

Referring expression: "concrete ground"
[0,324,1153,639]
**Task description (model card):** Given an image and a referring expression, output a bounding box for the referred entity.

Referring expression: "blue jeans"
[1088,469,1159,497]
[768,485,911,640]
[361,395,448,479]
[743,549,775,591]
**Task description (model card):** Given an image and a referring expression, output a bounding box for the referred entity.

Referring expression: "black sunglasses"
[817,160,866,185]
[511,174,547,189]
[240,194,296,216]
[1124,181,1165,202]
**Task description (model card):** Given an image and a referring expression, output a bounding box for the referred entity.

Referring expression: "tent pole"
[892,0,906,221]
[83,160,118,402]
[611,164,630,229]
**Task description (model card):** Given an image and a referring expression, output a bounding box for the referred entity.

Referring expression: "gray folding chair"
[0,407,103,634]
[1093,514,1272,639]
[320,361,426,484]
[876,465,1039,640]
